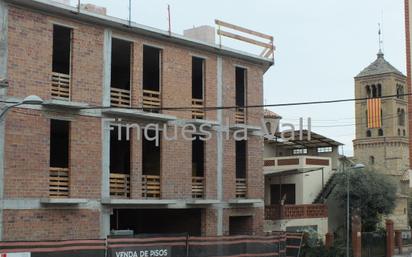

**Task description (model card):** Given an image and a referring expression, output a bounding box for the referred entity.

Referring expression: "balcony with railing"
[235,107,245,124]
[192,176,205,198]
[143,89,161,111]
[51,72,70,100]
[111,87,131,107]
[49,167,69,198]
[264,156,331,175]
[265,204,328,220]
[142,175,161,198]
[110,173,130,198]
[236,178,247,198]
[192,99,205,119]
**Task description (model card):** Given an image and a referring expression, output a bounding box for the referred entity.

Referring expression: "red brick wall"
[223,135,236,201]
[70,20,104,105]
[7,6,52,100]
[4,109,49,198]
[201,209,217,236]
[3,4,268,239]
[7,5,104,105]
[161,128,192,199]
[247,136,264,199]
[69,116,102,198]
[223,207,265,236]
[130,129,143,198]
[3,209,100,241]
[204,132,217,199]
[128,38,217,120]
[4,109,102,198]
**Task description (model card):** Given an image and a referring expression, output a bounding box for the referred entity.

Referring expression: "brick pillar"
[351,214,362,257]
[386,220,394,257]
[325,232,334,249]
[395,230,403,254]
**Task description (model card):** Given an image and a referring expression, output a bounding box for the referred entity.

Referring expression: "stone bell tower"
[353,50,409,229]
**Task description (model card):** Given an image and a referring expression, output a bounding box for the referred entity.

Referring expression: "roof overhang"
[267,130,343,148]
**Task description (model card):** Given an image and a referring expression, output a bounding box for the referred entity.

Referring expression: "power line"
[2,93,410,130]
[2,93,410,111]
[76,93,412,111]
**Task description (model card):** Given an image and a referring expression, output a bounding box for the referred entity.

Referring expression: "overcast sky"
[74,0,406,156]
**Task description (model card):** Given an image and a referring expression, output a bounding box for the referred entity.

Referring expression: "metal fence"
[362,231,386,257]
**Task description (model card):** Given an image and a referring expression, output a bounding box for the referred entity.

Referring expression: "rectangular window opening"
[143,45,161,92]
[270,184,296,205]
[235,67,246,107]
[236,140,247,179]
[50,120,70,168]
[52,25,72,75]
[192,136,204,177]
[111,38,132,91]
[292,148,307,155]
[317,147,333,153]
[142,130,161,176]
[110,126,131,174]
[192,57,204,100]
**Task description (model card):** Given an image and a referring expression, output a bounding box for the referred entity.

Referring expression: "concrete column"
[216,56,223,235]
[0,0,8,241]
[0,0,7,82]
[386,219,394,257]
[351,214,362,257]
[100,119,111,238]
[102,29,112,107]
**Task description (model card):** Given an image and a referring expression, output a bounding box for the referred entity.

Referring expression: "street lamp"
[346,162,365,257]
[0,95,44,120]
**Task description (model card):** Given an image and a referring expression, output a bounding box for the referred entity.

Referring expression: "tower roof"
[356,51,404,78]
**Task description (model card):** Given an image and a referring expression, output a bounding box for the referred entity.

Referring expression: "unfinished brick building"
[0,0,274,241]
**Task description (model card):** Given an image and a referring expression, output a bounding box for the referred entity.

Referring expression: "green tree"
[331,168,397,231]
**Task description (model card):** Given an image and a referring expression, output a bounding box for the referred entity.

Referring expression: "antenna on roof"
[378,10,384,54]
[167,4,172,36]
[378,23,383,53]
[128,0,132,27]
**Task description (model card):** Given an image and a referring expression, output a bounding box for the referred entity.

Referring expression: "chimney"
[183,25,215,45]
[80,3,107,15]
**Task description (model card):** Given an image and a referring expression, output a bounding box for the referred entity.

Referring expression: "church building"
[353,50,410,229]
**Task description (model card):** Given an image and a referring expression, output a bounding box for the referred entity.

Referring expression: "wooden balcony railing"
[235,107,245,124]
[143,89,161,111]
[49,167,69,198]
[142,175,161,198]
[110,173,130,198]
[192,176,205,198]
[51,72,70,100]
[192,99,205,119]
[111,87,131,107]
[265,204,328,220]
[236,178,247,198]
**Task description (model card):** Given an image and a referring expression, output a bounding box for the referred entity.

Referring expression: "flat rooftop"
[5,0,274,67]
